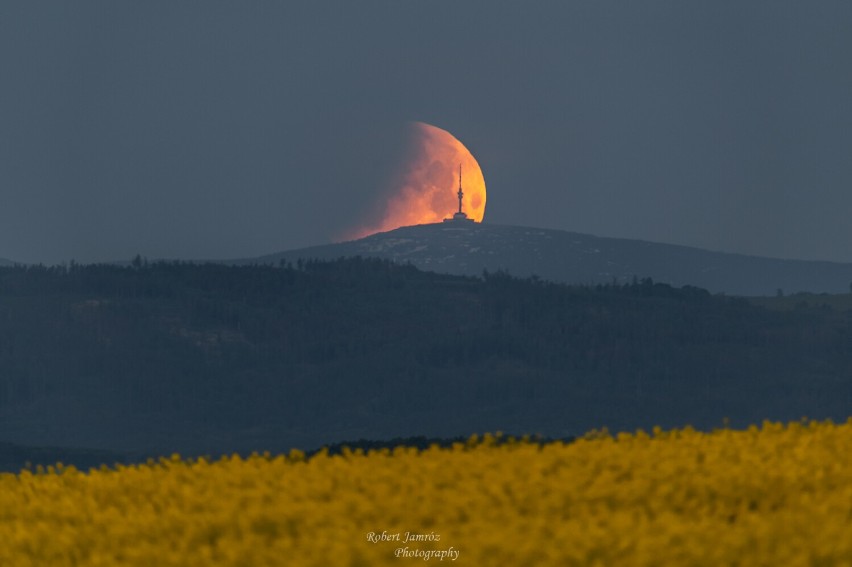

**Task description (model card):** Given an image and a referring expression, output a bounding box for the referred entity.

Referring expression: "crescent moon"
[348,122,487,238]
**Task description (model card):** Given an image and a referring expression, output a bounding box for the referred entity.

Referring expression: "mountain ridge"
[244,223,852,296]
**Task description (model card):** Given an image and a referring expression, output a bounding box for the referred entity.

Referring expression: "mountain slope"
[250,223,852,296]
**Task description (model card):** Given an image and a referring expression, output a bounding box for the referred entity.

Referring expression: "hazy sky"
[2,2,852,264]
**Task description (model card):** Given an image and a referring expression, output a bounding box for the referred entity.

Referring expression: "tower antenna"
[443,162,474,224]
[457,164,463,214]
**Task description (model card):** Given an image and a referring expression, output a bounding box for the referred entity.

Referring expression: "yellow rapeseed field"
[1,420,851,566]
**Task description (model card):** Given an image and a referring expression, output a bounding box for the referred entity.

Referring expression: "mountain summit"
[251,224,852,296]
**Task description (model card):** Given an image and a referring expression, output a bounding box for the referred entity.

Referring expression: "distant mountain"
[249,223,852,296]
[0,257,16,267]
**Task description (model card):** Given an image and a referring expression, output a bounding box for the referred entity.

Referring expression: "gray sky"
[2,1,852,265]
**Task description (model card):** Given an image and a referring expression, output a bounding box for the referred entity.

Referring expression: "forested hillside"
[253,223,852,295]
[1,258,850,458]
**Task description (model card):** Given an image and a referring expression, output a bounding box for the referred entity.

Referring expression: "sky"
[2,1,852,265]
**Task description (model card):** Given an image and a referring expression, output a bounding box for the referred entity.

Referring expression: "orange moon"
[348,122,486,238]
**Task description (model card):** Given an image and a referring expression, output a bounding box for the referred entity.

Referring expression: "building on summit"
[443,165,476,224]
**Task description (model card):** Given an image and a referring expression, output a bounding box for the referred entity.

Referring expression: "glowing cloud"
[348,122,486,239]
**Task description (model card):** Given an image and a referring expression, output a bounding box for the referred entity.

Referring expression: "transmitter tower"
[443,164,475,224]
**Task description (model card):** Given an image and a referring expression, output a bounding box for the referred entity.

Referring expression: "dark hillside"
[0,441,126,473]
[0,259,850,459]
[249,223,852,295]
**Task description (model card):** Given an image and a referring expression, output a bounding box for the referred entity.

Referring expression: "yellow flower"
[1,419,851,565]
